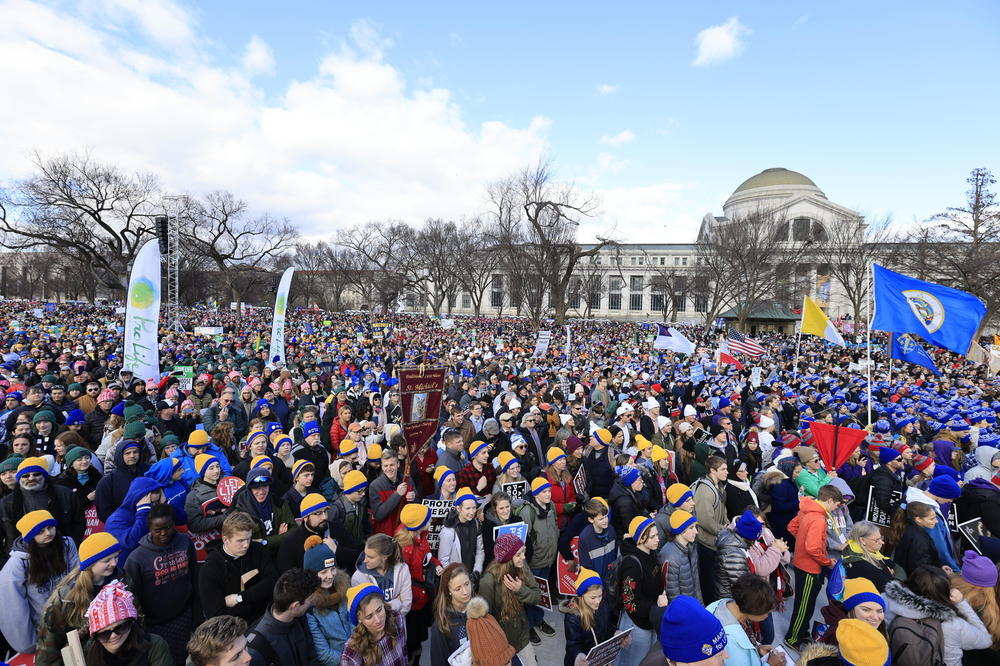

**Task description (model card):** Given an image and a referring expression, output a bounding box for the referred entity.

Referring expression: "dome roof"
[732,168,821,195]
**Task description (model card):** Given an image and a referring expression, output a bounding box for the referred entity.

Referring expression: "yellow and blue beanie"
[194,454,218,478]
[342,470,369,495]
[668,510,697,535]
[250,455,272,471]
[339,438,359,457]
[245,431,267,451]
[468,440,489,459]
[666,483,693,507]
[400,504,432,531]
[530,477,551,496]
[842,578,885,611]
[837,618,890,666]
[300,493,329,518]
[455,486,477,506]
[628,516,655,542]
[574,567,602,596]
[187,430,210,448]
[496,451,518,474]
[16,509,56,542]
[347,582,382,624]
[593,428,612,446]
[434,465,456,488]
[546,447,567,466]
[15,456,49,482]
[79,532,122,569]
[292,459,314,480]
[273,435,293,452]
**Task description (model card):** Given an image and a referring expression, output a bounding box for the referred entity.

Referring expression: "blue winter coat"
[577,524,618,578]
[94,439,151,522]
[145,458,189,526]
[105,476,165,566]
[170,444,233,488]
[306,602,353,666]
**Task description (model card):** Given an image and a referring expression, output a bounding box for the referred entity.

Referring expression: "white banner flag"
[564,325,572,357]
[532,330,552,359]
[268,267,295,366]
[123,239,162,382]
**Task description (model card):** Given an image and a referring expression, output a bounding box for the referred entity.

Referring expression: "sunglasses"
[93,618,133,642]
[87,388,100,392]
[22,472,44,479]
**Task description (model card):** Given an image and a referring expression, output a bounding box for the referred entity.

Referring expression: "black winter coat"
[894,524,940,576]
[609,477,650,538]
[564,598,615,666]
[0,481,84,552]
[198,540,277,622]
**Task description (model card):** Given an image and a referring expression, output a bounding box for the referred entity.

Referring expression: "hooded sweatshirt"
[145,458,189,526]
[788,497,834,574]
[965,445,1000,483]
[123,530,196,626]
[105,476,165,566]
[0,536,78,653]
[94,439,151,521]
[350,557,413,615]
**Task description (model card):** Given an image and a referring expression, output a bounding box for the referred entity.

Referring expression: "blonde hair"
[951,574,1000,648]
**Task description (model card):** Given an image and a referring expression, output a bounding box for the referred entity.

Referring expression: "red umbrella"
[808,421,868,472]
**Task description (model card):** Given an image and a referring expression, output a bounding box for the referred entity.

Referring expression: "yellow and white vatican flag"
[123,239,162,381]
[268,267,295,366]
[801,296,846,347]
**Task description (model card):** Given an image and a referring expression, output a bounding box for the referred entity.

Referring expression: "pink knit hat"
[97,389,116,403]
[493,533,525,563]
[87,581,138,634]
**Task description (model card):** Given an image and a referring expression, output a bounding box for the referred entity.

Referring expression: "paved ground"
[419,577,826,664]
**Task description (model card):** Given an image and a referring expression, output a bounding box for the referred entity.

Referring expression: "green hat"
[123,404,144,423]
[32,410,57,425]
[41,374,57,383]
[123,421,146,440]
[64,446,92,466]
[160,433,179,447]
[0,456,25,474]
[67,383,83,393]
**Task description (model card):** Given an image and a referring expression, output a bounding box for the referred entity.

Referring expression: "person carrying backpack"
[883,564,992,666]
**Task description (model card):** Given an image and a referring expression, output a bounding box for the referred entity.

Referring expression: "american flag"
[726,328,766,357]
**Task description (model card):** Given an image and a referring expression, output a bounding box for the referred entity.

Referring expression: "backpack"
[888,615,945,666]
[603,553,639,620]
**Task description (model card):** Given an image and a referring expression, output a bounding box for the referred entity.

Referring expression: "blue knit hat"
[617,465,640,487]
[660,595,727,662]
[303,536,337,572]
[65,408,85,426]
[255,398,272,413]
[877,446,901,465]
[927,475,962,500]
[734,509,763,541]
[264,421,282,436]
[302,420,320,438]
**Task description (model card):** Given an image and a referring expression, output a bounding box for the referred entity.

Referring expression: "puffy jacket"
[306,603,352,666]
[184,479,227,533]
[884,579,992,666]
[617,539,662,630]
[658,537,701,602]
[546,469,577,529]
[894,523,940,575]
[714,527,752,598]
[0,536,78,653]
[795,467,831,498]
[692,477,727,550]
[105,476,165,566]
[965,446,999,483]
[788,497,834,574]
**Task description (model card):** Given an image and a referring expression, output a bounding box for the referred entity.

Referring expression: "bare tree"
[338,220,421,313]
[453,218,501,316]
[0,152,159,296]
[179,191,299,304]
[816,214,893,324]
[411,218,463,316]
[485,161,605,325]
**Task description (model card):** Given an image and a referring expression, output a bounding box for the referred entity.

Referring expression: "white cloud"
[596,152,626,174]
[692,17,751,66]
[242,35,275,75]
[0,1,549,237]
[600,130,635,146]
[596,83,618,95]
[582,182,700,243]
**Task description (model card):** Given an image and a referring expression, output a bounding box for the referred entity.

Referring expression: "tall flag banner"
[889,332,940,376]
[725,327,765,357]
[716,340,744,370]
[653,324,695,354]
[123,239,161,382]
[268,267,295,365]
[801,296,846,347]
[532,330,552,359]
[871,263,986,355]
[564,325,572,357]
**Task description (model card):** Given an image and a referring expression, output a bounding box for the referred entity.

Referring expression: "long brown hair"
[483,557,531,622]
[28,535,68,587]
[434,563,469,638]
[365,533,401,571]
[952,573,1000,648]
[345,596,398,665]
[49,564,107,629]
[889,502,934,545]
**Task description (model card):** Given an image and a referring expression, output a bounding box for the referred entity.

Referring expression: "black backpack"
[888,615,945,666]
[603,553,639,620]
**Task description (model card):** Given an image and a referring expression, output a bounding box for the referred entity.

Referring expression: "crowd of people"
[0,302,999,666]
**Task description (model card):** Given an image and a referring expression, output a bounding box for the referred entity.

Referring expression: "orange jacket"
[788,497,834,574]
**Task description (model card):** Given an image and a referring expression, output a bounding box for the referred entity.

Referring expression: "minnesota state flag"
[871,264,986,355]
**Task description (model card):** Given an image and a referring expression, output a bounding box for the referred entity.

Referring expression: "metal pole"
[866,262,874,426]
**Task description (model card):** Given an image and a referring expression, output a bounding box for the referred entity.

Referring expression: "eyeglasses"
[93,619,133,642]
[22,472,43,479]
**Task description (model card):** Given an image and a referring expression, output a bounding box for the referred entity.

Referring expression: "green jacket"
[517,499,558,569]
[795,468,830,498]
[478,569,541,651]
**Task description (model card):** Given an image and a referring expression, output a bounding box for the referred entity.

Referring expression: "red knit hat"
[493,533,524,563]
[87,581,138,634]
[913,454,934,473]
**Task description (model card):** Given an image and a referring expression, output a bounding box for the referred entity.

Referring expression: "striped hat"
[593,428,612,446]
[434,465,456,488]
[347,582,382,624]
[245,431,268,451]
[299,493,329,518]
[273,435,293,451]
[15,456,49,481]
[496,451,519,473]
[468,440,489,459]
[574,567,602,596]
[250,455,273,471]
[194,454,218,478]
[546,447,567,466]
[455,486,478,506]
[842,578,885,611]
[292,459,315,480]
[339,438,359,457]
[341,470,369,495]
[530,477,551,496]
[651,445,669,464]
[668,510,697,534]
[187,430,210,448]
[628,516,655,542]
[634,435,652,452]
[16,509,56,542]
[400,504,432,531]
[79,532,122,569]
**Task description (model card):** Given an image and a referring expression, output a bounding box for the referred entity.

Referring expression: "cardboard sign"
[398,366,447,456]
[501,481,528,503]
[217,476,245,506]
[535,575,552,611]
[865,487,902,527]
[958,517,985,555]
[556,536,580,596]
[585,629,633,666]
[423,499,453,549]
[493,521,529,543]
[83,504,104,538]
[573,464,589,497]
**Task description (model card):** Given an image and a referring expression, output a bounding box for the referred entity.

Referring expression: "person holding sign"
[493,452,526,507]
[518,477,559,643]
[563,568,618,666]
[482,492,522,569]
[184,455,228,533]
[438,486,485,582]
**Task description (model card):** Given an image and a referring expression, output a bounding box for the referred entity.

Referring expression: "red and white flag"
[716,340,744,370]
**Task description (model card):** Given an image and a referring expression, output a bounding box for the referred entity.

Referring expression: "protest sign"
[532,330,552,359]
[690,364,705,383]
[187,528,222,562]
[502,481,528,503]
[556,536,580,596]
[585,629,633,666]
[83,504,104,538]
[958,517,985,555]
[217,476,244,505]
[194,326,224,335]
[494,521,528,543]
[423,499,453,549]
[865,487,902,527]
[750,366,762,387]
[535,576,552,611]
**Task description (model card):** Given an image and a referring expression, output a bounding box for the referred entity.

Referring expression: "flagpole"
[866,262,874,426]
[794,295,803,381]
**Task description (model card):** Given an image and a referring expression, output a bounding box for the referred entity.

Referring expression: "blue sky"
[1,0,997,241]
